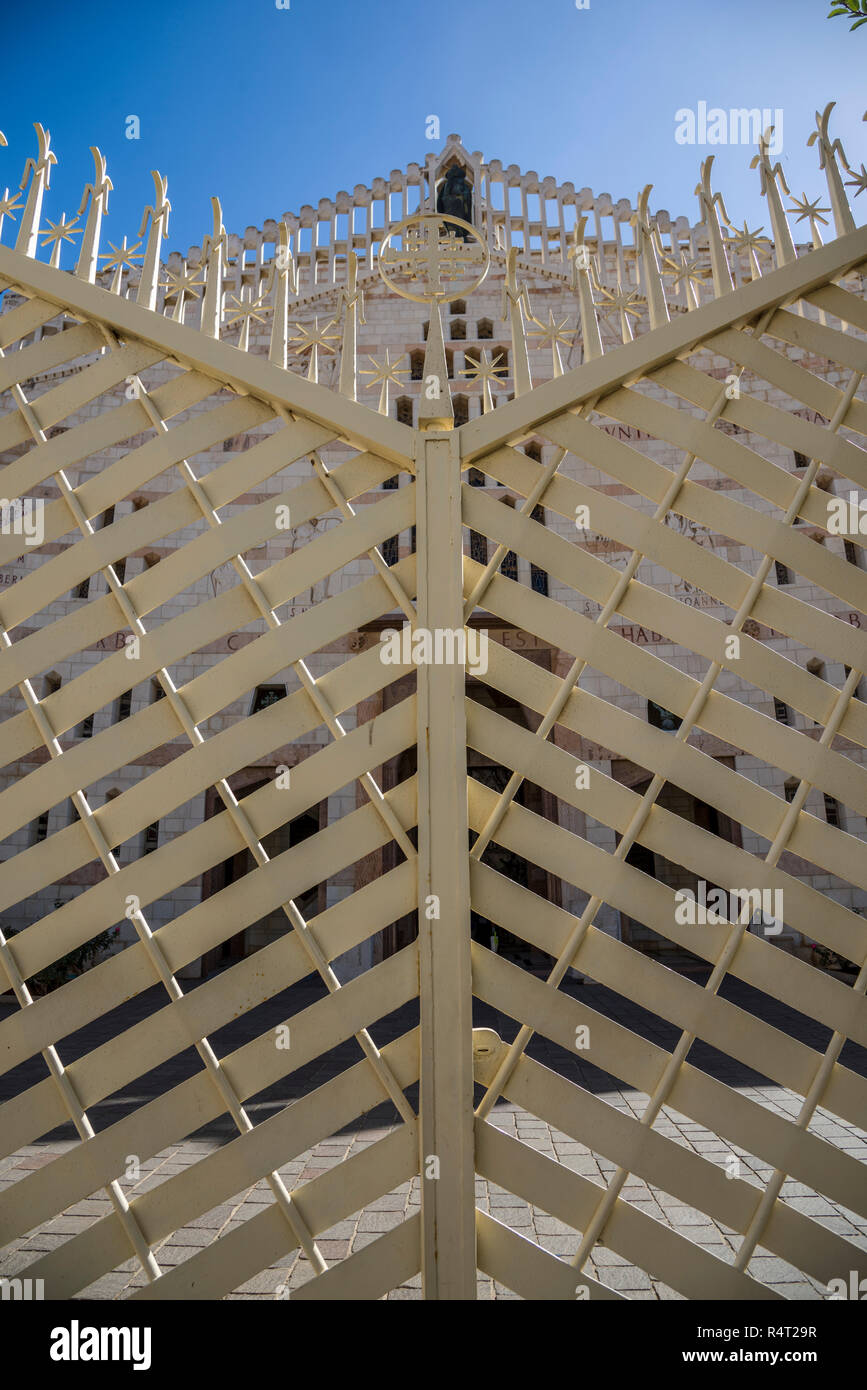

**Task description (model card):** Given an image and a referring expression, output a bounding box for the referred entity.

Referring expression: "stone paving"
[1,965,865,1300]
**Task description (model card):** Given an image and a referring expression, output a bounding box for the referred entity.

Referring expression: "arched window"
[499,497,518,581]
[493,347,509,377]
[422,320,430,341]
[453,394,469,427]
[477,318,493,340]
[450,300,467,315]
[251,684,286,714]
[396,396,413,426]
[470,530,488,565]
[530,505,549,595]
[410,350,425,381]
[450,319,466,340]
[445,349,454,380]
[468,468,485,486]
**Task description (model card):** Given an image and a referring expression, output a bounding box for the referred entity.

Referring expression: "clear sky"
[1,0,864,260]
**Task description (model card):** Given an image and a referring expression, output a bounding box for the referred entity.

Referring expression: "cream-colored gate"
[0,119,866,1301]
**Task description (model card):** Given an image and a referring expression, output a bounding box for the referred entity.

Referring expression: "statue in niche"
[647,699,683,733]
[437,166,474,238]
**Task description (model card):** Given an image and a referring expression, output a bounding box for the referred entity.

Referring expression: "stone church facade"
[1,134,864,982]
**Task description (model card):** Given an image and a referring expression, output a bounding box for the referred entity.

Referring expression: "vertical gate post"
[415,426,476,1299]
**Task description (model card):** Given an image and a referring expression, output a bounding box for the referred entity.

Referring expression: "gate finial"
[569,219,603,362]
[502,247,533,396]
[200,196,228,338]
[337,253,365,401]
[750,129,796,267]
[807,102,858,237]
[137,171,170,310]
[265,222,296,368]
[76,147,112,283]
[15,123,56,258]
[632,186,669,330]
[695,157,734,298]
[418,300,455,428]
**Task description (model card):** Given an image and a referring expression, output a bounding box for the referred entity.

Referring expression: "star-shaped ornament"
[727,221,772,257]
[99,238,144,273]
[161,264,206,301]
[844,164,867,198]
[288,317,340,356]
[461,348,508,413]
[788,193,831,225]
[38,214,82,264]
[596,284,644,319]
[528,311,574,351]
[0,188,24,222]
[224,291,272,329]
[359,351,409,414]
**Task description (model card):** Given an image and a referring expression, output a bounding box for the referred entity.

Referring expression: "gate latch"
[472,1027,505,1084]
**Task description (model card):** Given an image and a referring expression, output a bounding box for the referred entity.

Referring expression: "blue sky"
[1,0,864,259]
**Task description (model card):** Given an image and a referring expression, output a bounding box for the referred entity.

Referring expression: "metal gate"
[0,118,866,1300]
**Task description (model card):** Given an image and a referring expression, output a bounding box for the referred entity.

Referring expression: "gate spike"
[695,157,734,298]
[417,298,454,427]
[75,147,112,283]
[750,129,796,267]
[807,102,858,238]
[200,195,228,338]
[631,186,669,330]
[568,219,603,362]
[15,123,56,258]
[337,253,365,400]
[266,222,296,368]
[502,247,533,396]
[137,171,170,310]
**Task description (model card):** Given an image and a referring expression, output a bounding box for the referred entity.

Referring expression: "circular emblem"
[378,213,490,304]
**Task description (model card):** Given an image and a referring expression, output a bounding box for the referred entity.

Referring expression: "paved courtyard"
[1,966,865,1300]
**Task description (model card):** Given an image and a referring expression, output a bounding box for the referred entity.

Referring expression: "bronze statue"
[647,699,683,733]
[437,166,473,239]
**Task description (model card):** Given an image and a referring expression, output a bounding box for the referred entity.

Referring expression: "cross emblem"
[379,214,489,303]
